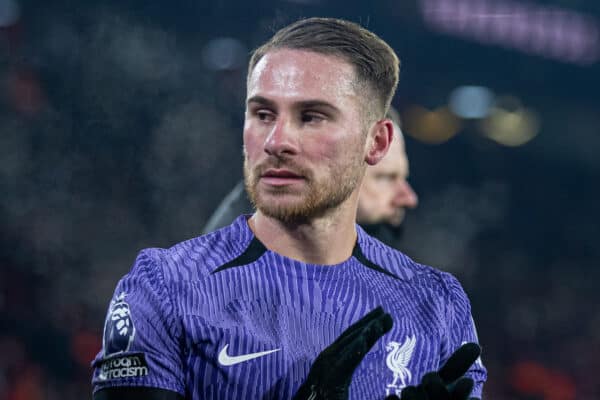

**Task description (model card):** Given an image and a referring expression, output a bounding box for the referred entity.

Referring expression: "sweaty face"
[243,49,368,223]
[357,130,418,226]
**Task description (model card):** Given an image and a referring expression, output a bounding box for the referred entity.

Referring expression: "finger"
[328,308,386,354]
[336,317,383,370]
[400,385,425,400]
[448,377,474,400]
[337,313,392,373]
[331,306,384,346]
[360,312,393,350]
[308,308,387,374]
[336,312,392,358]
[421,372,450,400]
[438,343,481,384]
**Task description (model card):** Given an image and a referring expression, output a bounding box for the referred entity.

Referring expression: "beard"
[244,150,364,224]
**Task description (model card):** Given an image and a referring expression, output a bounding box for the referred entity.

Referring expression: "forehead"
[247,49,358,105]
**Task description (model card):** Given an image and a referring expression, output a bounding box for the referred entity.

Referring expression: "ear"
[365,119,394,166]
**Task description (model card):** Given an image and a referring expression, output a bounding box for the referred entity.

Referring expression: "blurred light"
[510,361,576,400]
[402,105,462,144]
[71,331,102,369]
[480,97,540,146]
[7,70,45,116]
[419,0,600,65]
[202,37,247,71]
[449,85,495,118]
[0,0,19,27]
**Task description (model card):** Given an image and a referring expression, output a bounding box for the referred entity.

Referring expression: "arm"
[91,249,185,397]
[442,274,487,399]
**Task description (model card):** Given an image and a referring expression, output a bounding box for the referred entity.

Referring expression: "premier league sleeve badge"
[103,292,136,356]
[97,292,150,381]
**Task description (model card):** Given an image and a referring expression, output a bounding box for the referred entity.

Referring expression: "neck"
[247,195,359,265]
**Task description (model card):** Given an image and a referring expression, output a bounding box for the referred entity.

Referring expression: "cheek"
[243,124,263,159]
[383,189,396,205]
[311,133,360,165]
[310,133,336,155]
[369,183,392,205]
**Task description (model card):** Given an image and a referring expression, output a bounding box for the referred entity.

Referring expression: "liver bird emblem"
[385,335,416,396]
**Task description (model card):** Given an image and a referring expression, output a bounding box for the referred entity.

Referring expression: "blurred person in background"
[92,17,485,400]
[203,106,418,249]
[356,106,418,246]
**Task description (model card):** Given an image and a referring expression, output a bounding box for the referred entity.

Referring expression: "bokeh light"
[402,105,463,144]
[480,96,540,146]
[449,85,495,119]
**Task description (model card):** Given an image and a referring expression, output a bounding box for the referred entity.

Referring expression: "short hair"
[248,17,400,122]
[386,105,402,130]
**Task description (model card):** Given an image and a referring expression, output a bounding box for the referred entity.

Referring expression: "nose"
[264,117,299,157]
[393,181,418,209]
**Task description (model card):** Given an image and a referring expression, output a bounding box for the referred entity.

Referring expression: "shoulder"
[356,226,466,299]
[133,215,255,283]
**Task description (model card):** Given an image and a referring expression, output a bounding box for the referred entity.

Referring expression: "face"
[243,49,370,223]
[357,128,418,226]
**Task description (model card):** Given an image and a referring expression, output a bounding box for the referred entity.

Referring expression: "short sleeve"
[440,273,487,399]
[91,249,185,395]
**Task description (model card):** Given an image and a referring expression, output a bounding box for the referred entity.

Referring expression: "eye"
[301,112,326,124]
[255,109,275,123]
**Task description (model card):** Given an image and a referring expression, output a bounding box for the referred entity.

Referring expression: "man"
[202,107,418,247]
[92,18,486,400]
[357,108,418,227]
[357,107,418,246]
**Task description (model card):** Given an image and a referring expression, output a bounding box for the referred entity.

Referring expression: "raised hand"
[293,306,393,400]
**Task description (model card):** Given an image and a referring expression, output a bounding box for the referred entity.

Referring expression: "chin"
[255,196,309,221]
[258,205,312,224]
[386,215,405,227]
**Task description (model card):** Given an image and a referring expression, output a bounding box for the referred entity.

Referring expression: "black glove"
[386,342,481,400]
[293,306,393,400]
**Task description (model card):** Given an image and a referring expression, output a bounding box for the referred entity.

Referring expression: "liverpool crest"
[385,335,416,396]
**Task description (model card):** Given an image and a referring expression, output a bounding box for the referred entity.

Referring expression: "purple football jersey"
[92,215,486,399]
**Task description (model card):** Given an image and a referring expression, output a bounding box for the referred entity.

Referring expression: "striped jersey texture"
[92,215,487,399]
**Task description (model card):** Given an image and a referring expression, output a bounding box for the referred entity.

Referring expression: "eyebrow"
[247,95,276,108]
[247,96,341,115]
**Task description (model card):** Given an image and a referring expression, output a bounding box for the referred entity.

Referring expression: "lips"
[260,168,304,186]
[262,169,302,178]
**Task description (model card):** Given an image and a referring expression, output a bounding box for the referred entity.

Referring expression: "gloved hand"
[293,306,393,400]
[386,342,481,400]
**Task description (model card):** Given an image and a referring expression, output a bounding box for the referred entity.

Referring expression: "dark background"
[1,0,598,398]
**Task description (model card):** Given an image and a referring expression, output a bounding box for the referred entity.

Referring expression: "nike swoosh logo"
[217,344,280,366]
